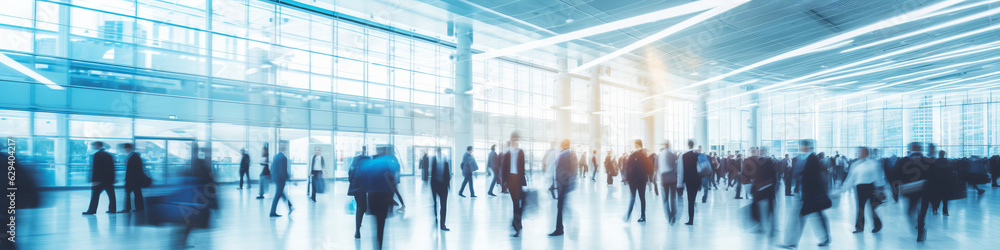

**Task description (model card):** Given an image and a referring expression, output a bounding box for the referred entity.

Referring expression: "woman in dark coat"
[781,143,831,249]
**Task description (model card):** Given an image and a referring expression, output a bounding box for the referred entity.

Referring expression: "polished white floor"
[16,173,1000,249]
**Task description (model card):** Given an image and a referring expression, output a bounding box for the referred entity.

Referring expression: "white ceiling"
[313,0,1000,96]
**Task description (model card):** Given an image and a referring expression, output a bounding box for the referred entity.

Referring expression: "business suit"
[430,155,451,228]
[552,149,577,234]
[502,148,527,235]
[783,153,831,247]
[239,153,251,189]
[678,150,702,224]
[624,149,653,221]
[85,149,117,213]
[419,154,430,181]
[486,150,501,195]
[269,152,293,216]
[459,152,478,197]
[605,155,615,185]
[121,152,146,212]
[990,155,1000,187]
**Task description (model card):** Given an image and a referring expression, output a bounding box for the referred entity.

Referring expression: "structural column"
[453,20,473,162]
[749,90,760,148]
[695,89,709,150]
[556,47,571,142]
[589,66,601,153]
[641,85,658,152]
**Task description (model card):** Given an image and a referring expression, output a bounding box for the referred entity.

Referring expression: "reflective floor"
[17,173,1000,249]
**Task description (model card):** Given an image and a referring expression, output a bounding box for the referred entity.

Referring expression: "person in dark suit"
[120,143,146,213]
[624,139,653,223]
[83,141,116,214]
[356,145,400,249]
[459,146,478,197]
[990,154,1000,187]
[430,147,451,230]
[677,140,702,225]
[782,154,793,196]
[239,149,251,189]
[780,140,831,249]
[419,151,430,182]
[751,147,778,237]
[549,139,577,236]
[486,145,501,196]
[502,132,527,236]
[605,150,616,185]
[591,150,599,181]
[269,142,293,217]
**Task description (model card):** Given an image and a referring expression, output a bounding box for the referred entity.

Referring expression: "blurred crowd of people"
[4,133,999,249]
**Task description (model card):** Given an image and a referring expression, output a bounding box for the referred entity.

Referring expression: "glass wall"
[0,0,647,186]
[711,86,1000,158]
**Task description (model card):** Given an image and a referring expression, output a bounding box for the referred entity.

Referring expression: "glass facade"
[711,86,1000,158]
[0,0,652,187]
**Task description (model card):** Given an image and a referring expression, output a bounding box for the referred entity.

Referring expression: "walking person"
[256,143,271,199]
[677,140,702,225]
[486,145,502,196]
[591,150,599,181]
[430,147,452,231]
[549,139,577,236]
[751,147,778,237]
[420,150,430,182]
[83,141,117,215]
[459,146,478,198]
[120,143,148,213]
[269,142,294,217]
[624,139,653,223]
[658,141,680,224]
[780,140,831,249]
[238,149,251,189]
[348,146,372,238]
[355,145,400,249]
[503,132,527,236]
[837,147,886,234]
[309,147,326,201]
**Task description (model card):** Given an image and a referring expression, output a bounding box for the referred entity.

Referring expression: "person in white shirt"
[308,147,325,201]
[502,132,527,237]
[837,147,887,234]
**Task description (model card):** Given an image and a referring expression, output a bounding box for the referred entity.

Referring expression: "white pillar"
[453,20,473,163]
[556,47,571,142]
[695,89,709,150]
[589,66,601,153]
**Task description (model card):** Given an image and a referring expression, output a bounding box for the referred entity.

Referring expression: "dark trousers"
[368,192,392,249]
[431,182,448,227]
[459,175,475,196]
[686,182,701,223]
[354,193,368,233]
[932,199,948,214]
[734,181,743,198]
[784,177,794,196]
[701,177,711,203]
[854,183,882,231]
[309,170,322,200]
[661,181,678,223]
[487,173,501,194]
[239,169,250,188]
[508,178,524,232]
[626,181,647,219]
[916,196,936,234]
[122,186,144,211]
[992,174,999,186]
[86,182,116,213]
[422,168,428,181]
[554,187,569,232]
[269,181,291,215]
